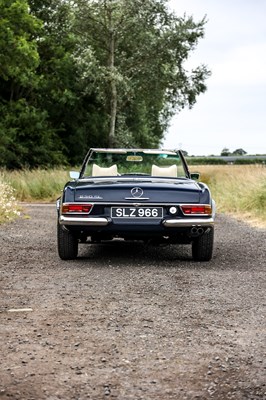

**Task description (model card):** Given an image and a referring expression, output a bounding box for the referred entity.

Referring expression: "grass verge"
[0,168,70,202]
[190,165,266,227]
[1,165,265,227]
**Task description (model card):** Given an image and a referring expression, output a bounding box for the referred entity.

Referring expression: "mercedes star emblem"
[131,187,144,198]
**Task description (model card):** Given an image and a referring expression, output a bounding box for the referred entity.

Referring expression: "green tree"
[0,0,211,167]
[0,100,64,168]
[28,0,107,164]
[73,0,210,147]
[0,0,66,168]
[232,148,247,156]
[221,147,231,156]
[0,0,41,99]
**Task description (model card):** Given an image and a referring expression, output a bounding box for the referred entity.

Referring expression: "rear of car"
[57,149,215,261]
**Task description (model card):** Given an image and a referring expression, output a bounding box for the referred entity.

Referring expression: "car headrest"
[92,164,118,177]
[151,164,177,177]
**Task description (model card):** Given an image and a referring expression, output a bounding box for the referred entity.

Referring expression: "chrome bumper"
[163,218,214,228]
[59,216,110,226]
[59,215,214,228]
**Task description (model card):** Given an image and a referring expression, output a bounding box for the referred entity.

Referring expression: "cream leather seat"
[92,164,118,176]
[151,164,177,177]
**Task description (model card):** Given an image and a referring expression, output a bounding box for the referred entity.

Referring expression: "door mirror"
[69,171,79,179]
[190,172,200,180]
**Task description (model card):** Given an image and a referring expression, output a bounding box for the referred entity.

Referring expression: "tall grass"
[1,165,265,226]
[0,168,70,201]
[190,165,266,226]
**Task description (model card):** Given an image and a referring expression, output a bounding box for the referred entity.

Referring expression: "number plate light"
[169,206,178,215]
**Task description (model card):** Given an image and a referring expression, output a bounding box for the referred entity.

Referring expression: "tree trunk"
[108,29,117,148]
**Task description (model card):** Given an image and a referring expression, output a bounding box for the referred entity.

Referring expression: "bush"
[0,179,20,223]
[0,100,66,169]
[187,158,226,165]
[234,159,266,165]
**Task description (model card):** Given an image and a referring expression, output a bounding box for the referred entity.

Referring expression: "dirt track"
[0,204,266,400]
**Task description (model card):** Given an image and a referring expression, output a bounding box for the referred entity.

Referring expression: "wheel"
[57,222,78,260]
[192,227,214,261]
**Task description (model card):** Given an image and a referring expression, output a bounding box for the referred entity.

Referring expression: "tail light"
[62,203,93,214]
[180,205,212,215]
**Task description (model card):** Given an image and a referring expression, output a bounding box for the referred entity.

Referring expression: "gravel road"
[0,204,266,400]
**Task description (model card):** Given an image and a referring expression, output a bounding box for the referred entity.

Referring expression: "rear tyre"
[57,222,78,260]
[192,227,214,261]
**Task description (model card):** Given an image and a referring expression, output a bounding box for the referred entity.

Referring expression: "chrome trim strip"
[77,177,187,183]
[163,218,214,227]
[70,201,204,206]
[124,197,150,200]
[90,148,177,155]
[59,216,109,226]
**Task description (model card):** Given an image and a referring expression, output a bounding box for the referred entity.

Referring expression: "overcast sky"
[164,0,266,155]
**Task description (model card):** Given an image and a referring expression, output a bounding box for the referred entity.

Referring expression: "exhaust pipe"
[190,226,204,237]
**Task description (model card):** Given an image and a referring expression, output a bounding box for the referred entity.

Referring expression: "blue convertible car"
[57,148,215,261]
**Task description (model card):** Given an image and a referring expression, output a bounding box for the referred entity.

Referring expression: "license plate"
[111,207,163,218]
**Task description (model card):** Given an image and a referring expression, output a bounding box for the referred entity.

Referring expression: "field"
[190,164,266,227]
[1,165,266,226]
